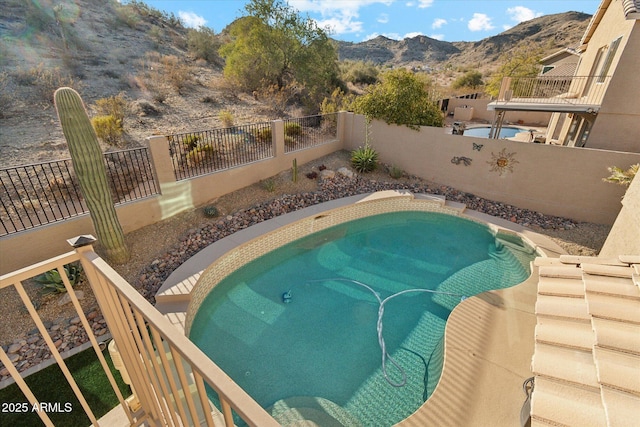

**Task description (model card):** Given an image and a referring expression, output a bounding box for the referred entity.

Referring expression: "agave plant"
[351,144,379,173]
[34,263,82,294]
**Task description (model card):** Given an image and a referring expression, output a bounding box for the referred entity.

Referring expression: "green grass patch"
[0,345,130,427]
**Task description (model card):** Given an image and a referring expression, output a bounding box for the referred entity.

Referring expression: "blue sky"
[140,0,600,43]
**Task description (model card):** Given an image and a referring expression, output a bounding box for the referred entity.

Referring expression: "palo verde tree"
[54,87,130,264]
[351,68,444,130]
[219,0,339,110]
[486,45,545,97]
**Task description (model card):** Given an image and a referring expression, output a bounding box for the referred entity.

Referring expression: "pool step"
[269,396,362,427]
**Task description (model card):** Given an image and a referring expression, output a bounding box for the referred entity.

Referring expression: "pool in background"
[186,195,538,426]
[463,126,527,138]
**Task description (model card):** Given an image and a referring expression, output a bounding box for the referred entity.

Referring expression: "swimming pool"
[463,126,526,138]
[187,200,536,426]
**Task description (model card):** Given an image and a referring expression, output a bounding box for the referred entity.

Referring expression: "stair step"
[532,342,599,390]
[531,376,607,427]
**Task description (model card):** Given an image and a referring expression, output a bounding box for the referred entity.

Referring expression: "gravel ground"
[0,150,611,380]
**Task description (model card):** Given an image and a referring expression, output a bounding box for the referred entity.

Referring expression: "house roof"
[541,62,579,77]
[540,48,580,64]
[622,0,640,19]
[531,254,640,426]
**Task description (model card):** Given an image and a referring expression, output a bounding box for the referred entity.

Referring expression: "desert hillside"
[0,0,591,167]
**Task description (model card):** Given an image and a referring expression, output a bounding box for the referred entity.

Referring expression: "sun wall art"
[487,148,519,176]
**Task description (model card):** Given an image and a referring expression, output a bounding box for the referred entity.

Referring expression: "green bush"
[182,135,200,151]
[219,110,234,128]
[389,164,404,179]
[284,135,296,146]
[261,178,276,192]
[186,144,215,166]
[115,5,140,28]
[284,122,303,136]
[187,27,220,63]
[254,127,272,143]
[91,115,123,146]
[34,263,82,294]
[351,145,378,173]
[94,93,128,127]
[203,205,219,217]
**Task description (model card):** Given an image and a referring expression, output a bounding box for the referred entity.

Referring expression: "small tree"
[352,69,443,129]
[486,45,544,97]
[452,70,484,90]
[603,164,639,187]
[187,27,220,63]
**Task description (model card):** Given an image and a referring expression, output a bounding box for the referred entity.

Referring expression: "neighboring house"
[539,47,580,76]
[488,0,640,152]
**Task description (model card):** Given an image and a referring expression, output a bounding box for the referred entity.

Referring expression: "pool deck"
[152,191,566,426]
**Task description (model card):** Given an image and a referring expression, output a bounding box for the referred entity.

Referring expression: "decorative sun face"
[487,148,519,176]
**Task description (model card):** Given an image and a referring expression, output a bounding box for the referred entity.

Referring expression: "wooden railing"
[0,238,279,427]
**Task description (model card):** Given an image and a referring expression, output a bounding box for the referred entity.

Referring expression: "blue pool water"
[189,211,534,426]
[463,126,525,138]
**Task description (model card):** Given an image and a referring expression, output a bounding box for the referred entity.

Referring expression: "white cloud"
[503,24,513,31]
[290,0,393,36]
[416,0,434,8]
[468,13,494,31]
[404,31,424,38]
[432,18,447,29]
[506,6,543,23]
[178,11,206,29]
[429,33,445,40]
[378,13,389,24]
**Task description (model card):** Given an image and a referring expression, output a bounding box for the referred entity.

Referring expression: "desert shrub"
[187,27,220,63]
[186,145,215,167]
[115,5,140,28]
[320,88,355,115]
[181,135,200,151]
[254,127,272,143]
[351,145,378,173]
[219,110,234,127]
[389,165,404,179]
[20,64,78,103]
[0,72,11,117]
[340,60,379,85]
[92,115,123,146]
[284,122,303,136]
[202,205,219,217]
[94,93,128,127]
[284,136,295,147]
[261,178,276,192]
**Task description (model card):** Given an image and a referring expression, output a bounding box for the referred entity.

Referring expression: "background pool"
[189,211,534,426]
[463,126,526,138]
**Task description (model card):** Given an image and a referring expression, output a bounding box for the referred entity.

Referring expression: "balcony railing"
[495,75,612,109]
[0,238,279,427]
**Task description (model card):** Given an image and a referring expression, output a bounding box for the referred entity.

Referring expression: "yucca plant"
[351,144,379,173]
[54,87,130,263]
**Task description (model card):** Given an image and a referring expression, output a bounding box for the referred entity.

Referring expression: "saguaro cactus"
[54,87,130,263]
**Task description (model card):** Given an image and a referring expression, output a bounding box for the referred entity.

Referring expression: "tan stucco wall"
[587,20,640,152]
[344,117,638,225]
[599,173,640,256]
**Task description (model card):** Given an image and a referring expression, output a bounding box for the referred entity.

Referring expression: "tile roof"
[531,255,640,426]
[622,0,640,19]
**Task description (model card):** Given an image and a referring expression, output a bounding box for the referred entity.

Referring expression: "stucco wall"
[587,21,640,152]
[599,173,640,256]
[342,114,638,225]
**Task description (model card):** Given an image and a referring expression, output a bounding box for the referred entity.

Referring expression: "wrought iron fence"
[0,147,158,236]
[283,113,338,153]
[168,122,274,181]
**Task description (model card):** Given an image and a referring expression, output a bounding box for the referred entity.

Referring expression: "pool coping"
[154,190,566,425]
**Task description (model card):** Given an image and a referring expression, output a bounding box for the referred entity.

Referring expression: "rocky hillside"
[0,0,591,167]
[337,12,591,70]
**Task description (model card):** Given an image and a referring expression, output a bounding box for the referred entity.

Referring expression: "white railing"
[496,75,611,108]
[0,238,279,427]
